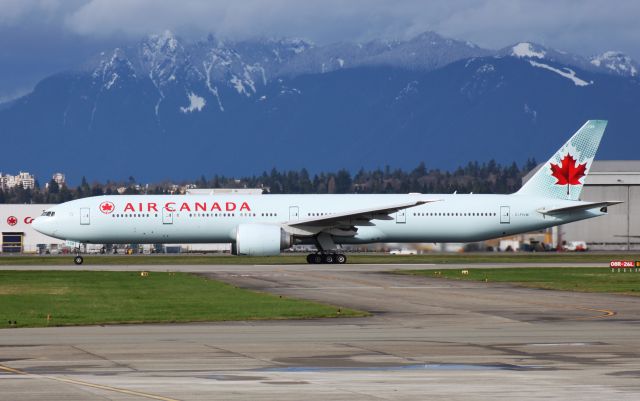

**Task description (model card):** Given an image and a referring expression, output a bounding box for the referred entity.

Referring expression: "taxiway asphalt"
[1,262,639,400]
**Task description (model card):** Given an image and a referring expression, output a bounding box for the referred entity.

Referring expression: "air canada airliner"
[33,120,620,264]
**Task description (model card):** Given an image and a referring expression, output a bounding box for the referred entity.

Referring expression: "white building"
[0,204,62,253]
[186,188,264,195]
[0,171,36,190]
[52,173,65,186]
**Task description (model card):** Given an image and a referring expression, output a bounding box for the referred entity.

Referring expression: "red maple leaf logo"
[550,153,587,194]
[99,201,115,214]
[7,216,17,226]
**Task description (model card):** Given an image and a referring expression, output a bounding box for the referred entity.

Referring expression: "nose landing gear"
[72,247,84,265]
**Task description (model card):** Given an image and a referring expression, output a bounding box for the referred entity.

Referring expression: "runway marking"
[574,307,617,320]
[0,364,180,401]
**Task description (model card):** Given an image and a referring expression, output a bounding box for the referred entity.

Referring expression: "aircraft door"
[162,208,173,224]
[289,206,299,221]
[396,210,406,224]
[80,208,90,225]
[500,206,510,224]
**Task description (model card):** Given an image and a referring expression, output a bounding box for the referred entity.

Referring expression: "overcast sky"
[1,0,639,101]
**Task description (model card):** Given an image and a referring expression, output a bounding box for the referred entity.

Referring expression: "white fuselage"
[32,194,603,245]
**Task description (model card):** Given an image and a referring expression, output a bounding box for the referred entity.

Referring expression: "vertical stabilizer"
[516,120,607,200]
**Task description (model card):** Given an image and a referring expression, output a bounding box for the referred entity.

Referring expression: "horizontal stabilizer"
[537,201,622,216]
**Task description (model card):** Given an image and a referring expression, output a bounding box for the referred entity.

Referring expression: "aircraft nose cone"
[31,217,43,232]
[31,217,51,236]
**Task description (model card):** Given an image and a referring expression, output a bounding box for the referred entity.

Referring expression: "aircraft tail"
[516,120,607,200]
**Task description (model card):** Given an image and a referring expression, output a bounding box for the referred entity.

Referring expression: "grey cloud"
[1,0,640,100]
[4,0,639,57]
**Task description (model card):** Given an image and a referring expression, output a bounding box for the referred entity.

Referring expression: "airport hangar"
[1,160,639,253]
[520,160,640,251]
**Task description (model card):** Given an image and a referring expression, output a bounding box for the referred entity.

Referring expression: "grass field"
[0,271,364,328]
[397,267,640,295]
[0,252,637,265]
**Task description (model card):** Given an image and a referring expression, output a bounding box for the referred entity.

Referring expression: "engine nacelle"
[232,224,292,256]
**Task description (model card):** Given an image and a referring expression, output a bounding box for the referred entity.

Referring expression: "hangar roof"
[523,160,640,185]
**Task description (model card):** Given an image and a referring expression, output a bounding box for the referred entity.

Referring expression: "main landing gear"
[306,253,347,264]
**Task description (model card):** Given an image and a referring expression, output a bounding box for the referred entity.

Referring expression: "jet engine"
[232,224,292,256]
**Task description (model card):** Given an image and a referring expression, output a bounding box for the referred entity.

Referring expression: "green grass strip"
[0,253,637,265]
[0,271,364,328]
[397,267,640,295]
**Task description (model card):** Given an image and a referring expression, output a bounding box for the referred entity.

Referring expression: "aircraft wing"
[285,199,440,234]
[537,201,622,216]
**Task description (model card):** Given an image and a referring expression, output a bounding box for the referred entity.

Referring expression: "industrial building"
[0,204,59,253]
[522,160,640,251]
[560,161,640,250]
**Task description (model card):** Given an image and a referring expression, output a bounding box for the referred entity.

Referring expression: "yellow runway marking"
[0,364,180,401]
[574,307,617,320]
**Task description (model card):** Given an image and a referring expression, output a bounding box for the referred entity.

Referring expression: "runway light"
[140,271,149,277]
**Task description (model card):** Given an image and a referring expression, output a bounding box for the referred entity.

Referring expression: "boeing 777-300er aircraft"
[33,120,620,265]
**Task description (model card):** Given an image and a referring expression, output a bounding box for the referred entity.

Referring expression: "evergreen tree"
[47,179,59,194]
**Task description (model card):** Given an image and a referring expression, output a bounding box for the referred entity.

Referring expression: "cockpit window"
[40,211,55,216]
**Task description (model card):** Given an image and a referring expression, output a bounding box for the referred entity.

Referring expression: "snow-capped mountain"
[279,31,491,76]
[1,32,639,181]
[590,51,638,77]
[499,42,638,78]
[88,30,493,107]
[87,34,639,116]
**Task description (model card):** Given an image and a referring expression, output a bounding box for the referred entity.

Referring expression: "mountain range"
[1,30,639,183]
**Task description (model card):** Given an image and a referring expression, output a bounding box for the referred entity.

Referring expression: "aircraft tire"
[323,254,335,264]
[336,254,347,264]
[73,256,84,265]
[306,254,323,264]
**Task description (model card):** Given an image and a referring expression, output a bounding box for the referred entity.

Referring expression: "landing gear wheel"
[306,253,346,264]
[73,256,84,265]
[323,254,335,264]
